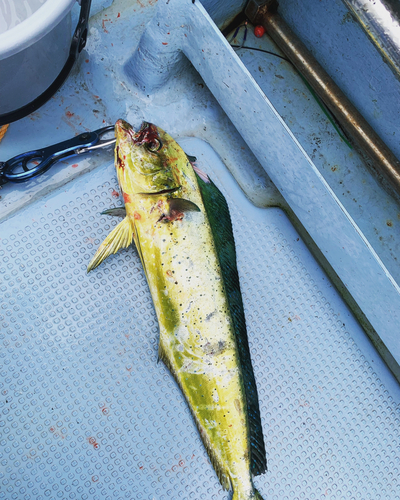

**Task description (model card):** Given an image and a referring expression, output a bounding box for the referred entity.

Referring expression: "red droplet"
[66,111,74,118]
[72,164,79,168]
[254,25,265,38]
[117,12,121,18]
[88,437,96,445]
[162,42,168,45]
[49,427,55,432]
[178,460,184,467]
[111,189,120,198]
[93,442,99,449]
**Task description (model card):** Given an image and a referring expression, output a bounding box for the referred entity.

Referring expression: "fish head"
[115,119,180,195]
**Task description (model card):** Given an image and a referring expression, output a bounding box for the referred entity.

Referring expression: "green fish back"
[196,174,267,476]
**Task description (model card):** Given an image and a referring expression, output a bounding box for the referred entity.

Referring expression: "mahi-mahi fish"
[87,119,267,499]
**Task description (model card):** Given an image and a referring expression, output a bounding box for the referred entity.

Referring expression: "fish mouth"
[116,119,132,131]
[115,119,136,143]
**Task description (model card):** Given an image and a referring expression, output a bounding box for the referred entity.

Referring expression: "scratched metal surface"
[1,138,400,500]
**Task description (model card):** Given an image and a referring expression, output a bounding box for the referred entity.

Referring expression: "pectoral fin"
[169,198,200,212]
[157,198,201,222]
[87,216,133,272]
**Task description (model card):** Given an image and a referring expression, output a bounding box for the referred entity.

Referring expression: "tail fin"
[232,489,265,500]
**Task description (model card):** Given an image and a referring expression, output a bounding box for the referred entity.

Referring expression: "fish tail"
[232,489,265,500]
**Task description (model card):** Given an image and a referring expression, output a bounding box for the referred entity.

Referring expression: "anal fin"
[87,216,134,272]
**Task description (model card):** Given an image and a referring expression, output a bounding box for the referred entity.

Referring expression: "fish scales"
[88,120,266,500]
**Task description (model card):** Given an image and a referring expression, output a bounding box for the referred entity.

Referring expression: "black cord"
[228,24,289,62]
[231,44,290,62]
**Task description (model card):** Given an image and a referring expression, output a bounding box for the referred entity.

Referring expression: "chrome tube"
[342,0,400,80]
[246,0,400,202]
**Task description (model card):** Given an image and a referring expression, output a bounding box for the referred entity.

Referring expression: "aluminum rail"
[125,0,400,381]
[341,0,400,80]
[245,0,400,203]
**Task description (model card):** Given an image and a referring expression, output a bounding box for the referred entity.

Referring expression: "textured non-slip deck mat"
[1,139,399,500]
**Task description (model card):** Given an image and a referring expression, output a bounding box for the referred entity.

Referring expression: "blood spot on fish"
[116,147,125,169]
[123,192,133,204]
[165,270,178,285]
[134,123,161,148]
[133,211,141,220]
[158,209,184,223]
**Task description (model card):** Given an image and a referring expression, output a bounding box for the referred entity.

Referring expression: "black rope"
[231,44,290,62]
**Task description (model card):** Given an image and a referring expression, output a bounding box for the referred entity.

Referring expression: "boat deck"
[1,1,400,499]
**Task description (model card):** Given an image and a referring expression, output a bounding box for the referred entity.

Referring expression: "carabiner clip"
[0,125,116,185]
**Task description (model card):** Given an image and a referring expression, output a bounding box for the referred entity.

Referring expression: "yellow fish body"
[88,120,266,499]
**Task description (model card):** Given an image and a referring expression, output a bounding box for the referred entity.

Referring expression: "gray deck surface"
[1,1,400,499]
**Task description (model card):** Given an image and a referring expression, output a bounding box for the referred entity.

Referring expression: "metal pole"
[246,0,400,202]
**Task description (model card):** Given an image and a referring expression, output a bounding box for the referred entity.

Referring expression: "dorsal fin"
[196,172,267,476]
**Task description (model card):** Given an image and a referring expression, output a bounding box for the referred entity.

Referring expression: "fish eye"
[145,139,162,152]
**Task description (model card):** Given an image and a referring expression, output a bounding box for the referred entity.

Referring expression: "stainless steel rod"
[341,0,400,81]
[246,0,400,201]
